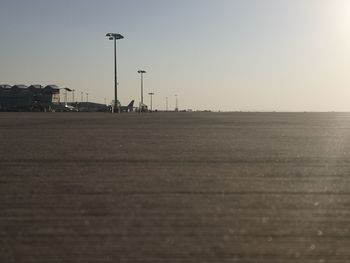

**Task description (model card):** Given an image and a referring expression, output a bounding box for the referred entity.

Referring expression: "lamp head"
[106,33,124,40]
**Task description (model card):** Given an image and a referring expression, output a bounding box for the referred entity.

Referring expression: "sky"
[1,0,350,111]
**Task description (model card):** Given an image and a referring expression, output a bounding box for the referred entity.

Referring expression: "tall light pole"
[72,89,75,103]
[64,89,67,106]
[175,94,178,112]
[166,97,168,111]
[106,33,124,113]
[148,92,154,111]
[86,93,89,111]
[138,70,146,109]
[63,87,72,106]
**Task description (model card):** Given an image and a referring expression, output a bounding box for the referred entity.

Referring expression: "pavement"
[1,112,350,262]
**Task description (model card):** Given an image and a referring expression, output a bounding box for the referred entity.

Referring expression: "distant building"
[0,84,60,112]
[0,85,12,90]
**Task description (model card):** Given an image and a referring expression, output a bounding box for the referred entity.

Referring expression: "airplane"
[119,100,135,112]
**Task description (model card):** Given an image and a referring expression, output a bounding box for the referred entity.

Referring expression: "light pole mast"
[106,33,124,113]
[63,87,72,106]
[72,89,75,103]
[148,92,154,111]
[86,93,89,111]
[64,89,67,106]
[175,94,178,112]
[138,70,146,110]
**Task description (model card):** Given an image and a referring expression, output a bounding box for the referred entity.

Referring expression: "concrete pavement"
[1,112,350,262]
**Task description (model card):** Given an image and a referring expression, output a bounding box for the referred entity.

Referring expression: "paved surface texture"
[1,112,350,263]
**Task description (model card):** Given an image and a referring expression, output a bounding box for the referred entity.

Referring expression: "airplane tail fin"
[128,100,134,108]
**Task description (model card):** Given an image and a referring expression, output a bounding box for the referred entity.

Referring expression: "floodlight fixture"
[106,33,124,40]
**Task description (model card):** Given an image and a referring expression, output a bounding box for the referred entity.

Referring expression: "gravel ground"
[1,112,350,263]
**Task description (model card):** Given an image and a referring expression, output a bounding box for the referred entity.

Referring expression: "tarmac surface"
[1,112,350,262]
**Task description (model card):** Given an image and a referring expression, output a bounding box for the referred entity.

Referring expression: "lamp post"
[138,70,146,109]
[86,93,89,111]
[64,89,67,106]
[148,92,154,111]
[106,33,124,113]
[175,94,178,112]
[72,89,75,103]
[62,87,72,106]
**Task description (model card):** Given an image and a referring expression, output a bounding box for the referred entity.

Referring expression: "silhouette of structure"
[174,94,178,112]
[148,92,154,111]
[120,100,135,112]
[106,33,124,113]
[0,84,59,112]
[138,70,147,112]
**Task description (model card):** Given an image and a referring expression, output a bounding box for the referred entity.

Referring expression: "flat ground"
[1,112,350,263]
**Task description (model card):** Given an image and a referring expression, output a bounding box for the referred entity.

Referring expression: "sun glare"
[336,1,350,32]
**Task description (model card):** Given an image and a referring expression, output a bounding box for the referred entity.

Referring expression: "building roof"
[0,84,60,94]
[44,85,59,89]
[0,85,12,89]
[28,85,43,90]
[44,85,60,94]
[12,85,28,89]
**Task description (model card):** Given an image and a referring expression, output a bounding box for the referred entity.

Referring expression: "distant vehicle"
[119,100,134,112]
[53,103,78,112]
[64,104,78,112]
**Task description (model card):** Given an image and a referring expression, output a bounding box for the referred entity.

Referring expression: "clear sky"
[1,0,350,111]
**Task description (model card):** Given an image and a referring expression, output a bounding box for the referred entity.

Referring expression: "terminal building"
[0,85,60,112]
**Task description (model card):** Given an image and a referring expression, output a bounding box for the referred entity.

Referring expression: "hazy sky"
[1,0,350,111]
